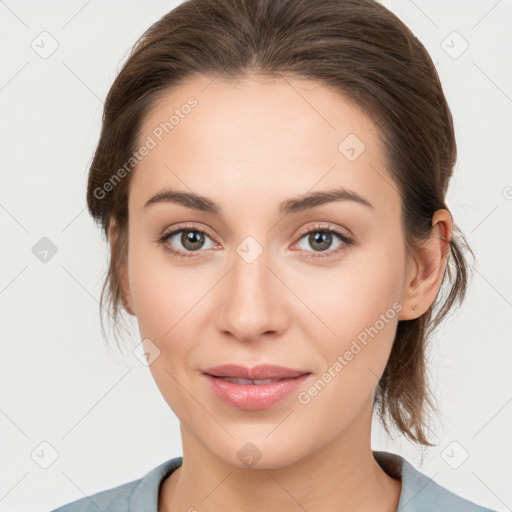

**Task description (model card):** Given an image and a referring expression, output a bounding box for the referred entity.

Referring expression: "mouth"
[203,363,309,380]
[202,364,312,410]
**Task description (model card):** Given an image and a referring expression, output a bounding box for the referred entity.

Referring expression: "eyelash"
[156,223,354,260]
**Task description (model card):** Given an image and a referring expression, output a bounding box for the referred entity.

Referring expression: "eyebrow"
[143,186,374,216]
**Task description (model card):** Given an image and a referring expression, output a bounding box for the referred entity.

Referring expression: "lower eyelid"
[294,231,352,255]
[166,229,217,250]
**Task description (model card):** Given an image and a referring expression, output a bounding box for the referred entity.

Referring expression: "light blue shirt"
[49,451,497,511]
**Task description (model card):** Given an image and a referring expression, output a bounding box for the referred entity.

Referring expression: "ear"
[108,217,136,316]
[399,209,452,320]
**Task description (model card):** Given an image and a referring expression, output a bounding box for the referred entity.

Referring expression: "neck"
[159,399,402,512]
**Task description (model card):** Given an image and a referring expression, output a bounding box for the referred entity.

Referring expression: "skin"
[109,74,451,512]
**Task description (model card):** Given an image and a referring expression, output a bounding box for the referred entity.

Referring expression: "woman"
[50,0,498,510]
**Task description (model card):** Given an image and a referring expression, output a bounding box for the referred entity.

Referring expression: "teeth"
[222,377,282,385]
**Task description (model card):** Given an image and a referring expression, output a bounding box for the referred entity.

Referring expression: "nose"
[214,245,290,343]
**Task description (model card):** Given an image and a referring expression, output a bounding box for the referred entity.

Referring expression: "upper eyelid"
[295,223,352,239]
[164,223,218,242]
[163,222,352,247]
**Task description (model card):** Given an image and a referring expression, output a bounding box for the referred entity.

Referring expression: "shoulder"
[48,456,183,512]
[48,478,137,512]
[398,456,498,512]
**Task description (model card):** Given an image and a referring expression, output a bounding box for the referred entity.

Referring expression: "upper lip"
[203,364,310,380]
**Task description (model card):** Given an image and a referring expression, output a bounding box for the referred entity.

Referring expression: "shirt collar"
[129,451,427,512]
[129,456,183,512]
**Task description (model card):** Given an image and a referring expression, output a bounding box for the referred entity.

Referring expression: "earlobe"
[399,256,422,321]
[399,209,452,321]
[108,217,136,317]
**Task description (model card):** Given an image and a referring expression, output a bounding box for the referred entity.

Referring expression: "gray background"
[1,1,511,510]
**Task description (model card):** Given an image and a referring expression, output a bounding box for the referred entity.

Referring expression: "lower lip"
[203,373,311,410]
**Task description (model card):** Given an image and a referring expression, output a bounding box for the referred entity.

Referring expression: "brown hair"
[86,0,474,446]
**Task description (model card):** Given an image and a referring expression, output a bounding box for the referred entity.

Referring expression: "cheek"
[126,243,204,413]
[301,240,405,367]
[292,252,404,424]
[127,238,208,339]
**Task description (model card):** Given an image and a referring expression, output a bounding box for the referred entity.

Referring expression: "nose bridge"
[215,236,288,341]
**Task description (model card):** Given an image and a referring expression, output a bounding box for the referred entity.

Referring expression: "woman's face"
[122,75,415,467]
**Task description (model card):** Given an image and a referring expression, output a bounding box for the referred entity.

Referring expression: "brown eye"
[305,231,336,252]
[179,230,207,251]
[294,225,354,259]
[158,228,217,257]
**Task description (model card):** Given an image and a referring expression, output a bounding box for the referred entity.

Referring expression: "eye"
[292,224,354,259]
[156,223,354,260]
[156,225,217,258]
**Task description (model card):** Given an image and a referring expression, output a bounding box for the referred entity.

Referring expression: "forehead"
[130,74,399,217]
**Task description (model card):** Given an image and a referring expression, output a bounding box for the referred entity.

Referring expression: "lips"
[203,364,309,380]
[202,365,312,410]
